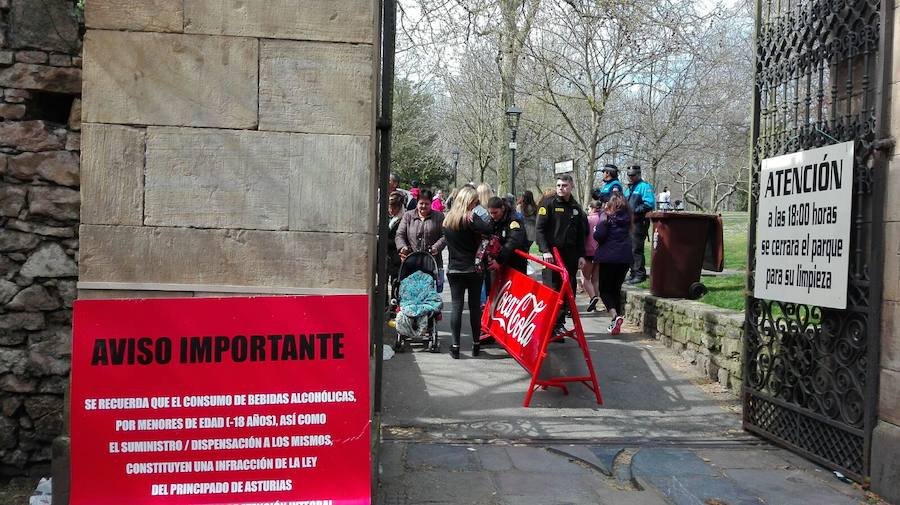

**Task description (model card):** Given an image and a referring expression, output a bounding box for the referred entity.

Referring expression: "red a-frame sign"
[481,248,603,407]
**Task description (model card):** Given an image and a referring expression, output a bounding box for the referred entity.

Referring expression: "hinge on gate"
[872,137,895,155]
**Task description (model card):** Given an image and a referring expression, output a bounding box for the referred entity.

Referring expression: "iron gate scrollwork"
[744,0,889,481]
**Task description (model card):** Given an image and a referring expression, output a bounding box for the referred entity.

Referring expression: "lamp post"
[505,105,522,197]
[451,149,460,187]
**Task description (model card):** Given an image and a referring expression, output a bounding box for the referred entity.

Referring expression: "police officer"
[624,165,656,284]
[591,164,624,203]
[486,196,530,275]
[536,173,589,333]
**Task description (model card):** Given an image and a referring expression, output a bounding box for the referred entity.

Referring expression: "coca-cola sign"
[482,268,561,373]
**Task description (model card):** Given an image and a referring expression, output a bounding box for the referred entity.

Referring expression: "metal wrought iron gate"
[744,0,890,481]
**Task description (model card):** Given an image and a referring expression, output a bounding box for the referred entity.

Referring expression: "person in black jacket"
[486,196,530,275]
[442,185,493,359]
[535,174,589,332]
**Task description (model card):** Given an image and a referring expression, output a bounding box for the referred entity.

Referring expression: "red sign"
[481,268,561,374]
[480,249,603,407]
[70,295,371,505]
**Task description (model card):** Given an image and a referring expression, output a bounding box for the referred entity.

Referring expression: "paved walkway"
[377,281,882,504]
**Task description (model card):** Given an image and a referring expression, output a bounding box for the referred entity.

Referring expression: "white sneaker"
[610,316,625,336]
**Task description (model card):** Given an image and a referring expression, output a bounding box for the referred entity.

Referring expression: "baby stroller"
[389,251,443,353]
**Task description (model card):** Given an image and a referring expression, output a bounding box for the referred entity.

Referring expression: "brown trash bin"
[647,212,724,299]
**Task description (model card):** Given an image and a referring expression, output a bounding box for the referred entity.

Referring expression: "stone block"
[143,127,370,233]
[7,284,60,311]
[28,186,79,221]
[885,222,900,301]
[0,51,12,65]
[80,124,145,226]
[184,0,374,44]
[880,368,900,426]
[871,420,900,505]
[68,98,81,131]
[887,155,900,222]
[0,279,19,304]
[24,396,63,441]
[5,219,75,238]
[48,54,71,67]
[0,121,66,152]
[86,0,183,33]
[79,225,371,290]
[884,301,900,371]
[144,128,292,230]
[0,63,81,94]
[0,229,39,252]
[0,184,26,217]
[259,40,373,135]
[289,134,371,232]
[0,312,45,331]
[20,243,77,278]
[65,132,80,151]
[8,0,80,52]
[4,89,30,103]
[0,104,26,120]
[83,31,258,129]
[15,51,47,64]
[8,151,79,186]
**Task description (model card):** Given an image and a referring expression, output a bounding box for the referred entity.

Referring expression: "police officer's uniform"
[535,195,588,325]
[492,209,531,274]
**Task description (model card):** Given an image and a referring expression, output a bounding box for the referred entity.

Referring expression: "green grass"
[633,274,747,311]
[721,211,750,270]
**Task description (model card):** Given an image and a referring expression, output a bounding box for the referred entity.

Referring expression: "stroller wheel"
[393,335,405,353]
[429,336,440,353]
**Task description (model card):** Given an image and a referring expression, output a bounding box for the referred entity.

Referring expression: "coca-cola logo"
[491,281,547,347]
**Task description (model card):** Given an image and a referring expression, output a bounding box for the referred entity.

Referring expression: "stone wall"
[0,0,82,476]
[78,0,377,298]
[623,288,744,395]
[871,5,900,501]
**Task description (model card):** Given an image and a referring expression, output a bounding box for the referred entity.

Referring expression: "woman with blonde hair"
[442,185,492,358]
[476,183,494,207]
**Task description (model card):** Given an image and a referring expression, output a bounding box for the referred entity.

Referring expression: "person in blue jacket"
[624,165,655,284]
[591,164,624,203]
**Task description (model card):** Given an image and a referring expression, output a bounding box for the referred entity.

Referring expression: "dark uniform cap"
[626,165,641,176]
[602,164,619,176]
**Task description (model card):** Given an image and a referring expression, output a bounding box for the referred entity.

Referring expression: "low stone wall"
[623,288,744,395]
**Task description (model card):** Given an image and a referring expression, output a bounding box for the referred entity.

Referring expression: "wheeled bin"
[647,212,724,299]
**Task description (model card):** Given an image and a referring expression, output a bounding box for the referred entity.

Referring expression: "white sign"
[554,159,574,174]
[753,141,853,309]
[509,142,518,150]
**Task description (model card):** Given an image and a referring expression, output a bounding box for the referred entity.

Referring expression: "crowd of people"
[387,164,659,359]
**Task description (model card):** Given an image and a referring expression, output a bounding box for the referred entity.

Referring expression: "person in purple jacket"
[592,193,633,335]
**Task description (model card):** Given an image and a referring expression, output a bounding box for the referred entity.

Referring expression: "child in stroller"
[389,251,443,352]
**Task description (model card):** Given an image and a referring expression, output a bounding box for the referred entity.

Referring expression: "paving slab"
[640,474,765,505]
[725,469,862,505]
[382,284,743,442]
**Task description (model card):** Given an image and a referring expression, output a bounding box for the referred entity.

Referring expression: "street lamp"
[505,105,522,197]
[451,149,460,187]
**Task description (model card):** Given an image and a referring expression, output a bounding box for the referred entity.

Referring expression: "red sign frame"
[70,295,371,505]
[481,248,603,407]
